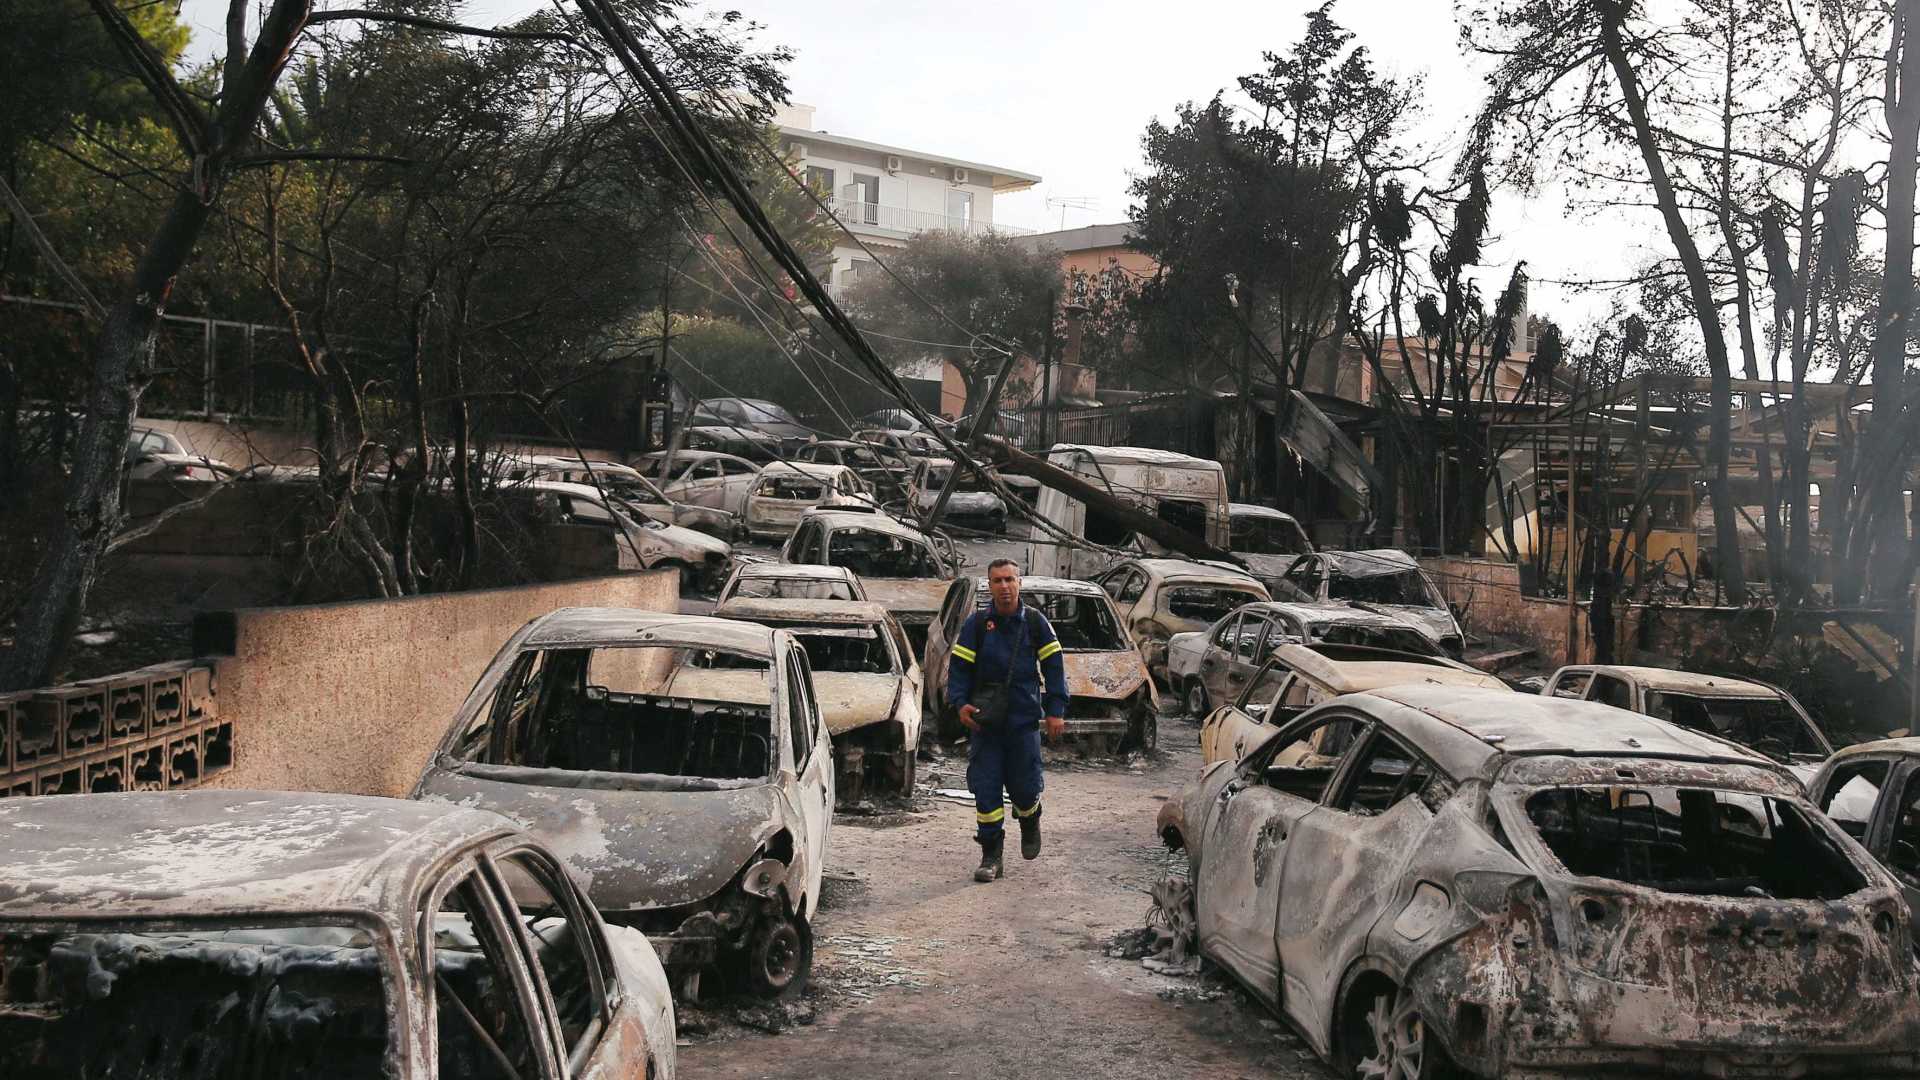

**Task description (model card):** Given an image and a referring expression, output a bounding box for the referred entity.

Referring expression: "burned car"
[1274,549,1465,657]
[922,575,1161,750]
[1092,557,1271,687]
[717,561,869,604]
[743,462,875,541]
[716,597,923,800]
[1160,686,1920,1078]
[413,609,832,1000]
[513,479,733,592]
[1166,600,1443,718]
[908,457,1010,533]
[1197,641,1509,765]
[1805,739,1920,934]
[1228,502,1314,592]
[782,507,956,656]
[1544,664,1833,782]
[0,790,677,1079]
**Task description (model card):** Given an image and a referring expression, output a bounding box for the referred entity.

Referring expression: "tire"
[742,909,813,1000]
[1184,679,1210,719]
[1121,702,1158,753]
[1336,979,1450,1079]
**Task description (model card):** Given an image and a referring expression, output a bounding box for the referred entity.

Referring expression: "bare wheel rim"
[1185,682,1207,717]
[759,921,802,989]
[1357,986,1425,1080]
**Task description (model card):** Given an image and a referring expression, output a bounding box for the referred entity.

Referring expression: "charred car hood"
[811,672,904,735]
[415,765,786,910]
[1351,602,1459,645]
[860,577,949,615]
[1064,650,1150,701]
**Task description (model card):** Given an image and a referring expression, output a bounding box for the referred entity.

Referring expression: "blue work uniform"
[947,601,1070,839]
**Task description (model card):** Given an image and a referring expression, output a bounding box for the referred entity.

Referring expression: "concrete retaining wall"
[192,570,678,798]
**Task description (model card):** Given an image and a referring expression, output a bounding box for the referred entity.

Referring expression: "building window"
[946,189,973,228]
[805,165,834,194]
[848,258,876,284]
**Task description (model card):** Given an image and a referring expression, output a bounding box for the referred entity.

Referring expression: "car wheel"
[1121,702,1158,753]
[1184,679,1210,719]
[743,909,813,1000]
[1340,979,1448,1079]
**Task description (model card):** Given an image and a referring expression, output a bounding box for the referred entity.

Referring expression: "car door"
[1196,614,1242,710]
[1277,555,1324,603]
[923,578,974,710]
[1196,711,1368,1005]
[481,844,656,1079]
[1273,722,1446,1036]
[719,458,760,514]
[782,645,832,917]
[1221,612,1272,703]
[783,520,820,563]
[422,856,564,1079]
[1202,654,1291,764]
[673,459,725,507]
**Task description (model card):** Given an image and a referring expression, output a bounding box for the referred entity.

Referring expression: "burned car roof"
[1231,600,1430,631]
[1827,736,1920,763]
[0,790,515,919]
[1051,444,1222,468]
[1130,557,1263,583]
[1319,548,1422,577]
[734,562,860,581]
[965,575,1106,597]
[806,508,932,539]
[522,607,776,655]
[1583,664,1783,697]
[1228,503,1302,522]
[714,597,893,624]
[1360,684,1782,771]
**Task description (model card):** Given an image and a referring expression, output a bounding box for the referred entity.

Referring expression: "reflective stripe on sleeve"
[951,644,978,662]
[1036,641,1062,661]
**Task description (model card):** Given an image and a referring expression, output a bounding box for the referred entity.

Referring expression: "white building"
[773,103,1041,298]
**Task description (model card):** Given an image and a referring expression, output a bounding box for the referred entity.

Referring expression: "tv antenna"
[1045,196,1099,230]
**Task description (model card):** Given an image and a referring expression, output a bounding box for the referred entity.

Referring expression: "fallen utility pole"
[924,346,1020,534]
[975,437,1244,568]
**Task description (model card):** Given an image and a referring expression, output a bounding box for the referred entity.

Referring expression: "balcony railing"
[824,196,1033,237]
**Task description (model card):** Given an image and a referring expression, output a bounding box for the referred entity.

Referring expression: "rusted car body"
[716,561,869,604]
[0,790,676,1079]
[1544,664,1832,783]
[1198,642,1510,765]
[412,609,833,1000]
[781,508,955,656]
[715,597,924,800]
[1809,738,1920,931]
[1161,686,1920,1078]
[1091,557,1271,687]
[1165,599,1443,718]
[922,575,1161,749]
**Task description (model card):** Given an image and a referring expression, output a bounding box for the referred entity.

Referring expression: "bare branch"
[0,176,108,321]
[83,0,210,159]
[306,9,576,42]
[232,149,419,168]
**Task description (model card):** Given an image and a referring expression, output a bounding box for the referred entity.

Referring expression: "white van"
[1021,445,1231,580]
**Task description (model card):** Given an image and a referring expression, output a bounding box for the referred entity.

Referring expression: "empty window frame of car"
[733,575,859,602]
[457,644,779,785]
[1013,590,1127,652]
[0,919,398,1080]
[1326,566,1443,609]
[1163,583,1267,623]
[1252,714,1368,802]
[1644,691,1827,759]
[755,620,898,675]
[1522,784,1866,899]
[823,528,941,578]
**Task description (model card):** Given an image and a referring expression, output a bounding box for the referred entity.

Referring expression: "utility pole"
[1040,288,1056,449]
[1565,434,1579,665]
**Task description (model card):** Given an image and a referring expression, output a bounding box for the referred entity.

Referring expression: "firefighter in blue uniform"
[947,558,1069,882]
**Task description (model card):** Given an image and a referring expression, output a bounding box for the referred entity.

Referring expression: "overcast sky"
[174,0,1648,332]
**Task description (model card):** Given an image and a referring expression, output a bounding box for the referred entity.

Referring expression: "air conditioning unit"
[786,141,808,159]
[950,167,970,184]
[884,155,903,173]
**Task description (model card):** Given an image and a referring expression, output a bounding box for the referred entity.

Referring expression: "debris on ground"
[813,932,932,1004]
[1104,876,1201,975]
[677,995,821,1040]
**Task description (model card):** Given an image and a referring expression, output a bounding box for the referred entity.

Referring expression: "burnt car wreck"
[413,609,833,1001]
[1162,685,1920,1078]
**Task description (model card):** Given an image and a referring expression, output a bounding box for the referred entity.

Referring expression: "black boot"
[1018,805,1042,860]
[973,832,1004,882]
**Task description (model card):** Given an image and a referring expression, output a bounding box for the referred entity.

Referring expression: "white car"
[1091,557,1271,686]
[716,562,869,603]
[637,450,763,515]
[505,454,739,537]
[126,424,235,480]
[1273,548,1466,657]
[909,457,1009,533]
[413,610,833,1001]
[743,462,875,540]
[516,479,732,591]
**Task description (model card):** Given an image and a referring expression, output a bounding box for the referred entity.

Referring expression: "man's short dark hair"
[987,558,1020,575]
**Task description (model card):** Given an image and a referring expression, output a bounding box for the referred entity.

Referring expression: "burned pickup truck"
[1160,686,1920,1078]
[413,609,832,1000]
[715,596,924,800]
